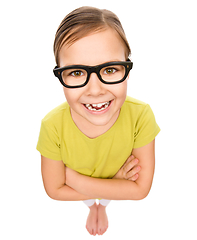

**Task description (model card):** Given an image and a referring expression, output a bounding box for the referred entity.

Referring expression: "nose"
[85,72,106,96]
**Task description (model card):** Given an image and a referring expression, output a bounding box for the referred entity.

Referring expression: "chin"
[85,111,119,128]
[88,119,111,127]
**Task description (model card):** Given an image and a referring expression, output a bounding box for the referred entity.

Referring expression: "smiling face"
[58,28,129,136]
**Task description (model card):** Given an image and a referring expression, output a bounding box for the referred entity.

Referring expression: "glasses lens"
[100,65,126,82]
[62,68,87,87]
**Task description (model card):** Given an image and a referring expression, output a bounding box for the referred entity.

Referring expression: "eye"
[103,68,117,74]
[70,70,84,77]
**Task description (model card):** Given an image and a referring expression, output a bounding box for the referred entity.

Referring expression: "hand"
[113,155,141,181]
[65,166,80,187]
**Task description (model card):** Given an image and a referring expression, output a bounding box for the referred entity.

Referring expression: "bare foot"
[97,204,108,235]
[86,203,98,236]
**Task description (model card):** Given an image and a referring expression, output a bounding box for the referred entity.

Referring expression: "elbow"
[44,187,60,201]
[139,187,151,200]
[47,191,64,201]
[129,185,151,201]
[135,180,153,200]
[136,191,150,201]
[42,182,66,201]
[130,193,148,201]
[45,190,57,200]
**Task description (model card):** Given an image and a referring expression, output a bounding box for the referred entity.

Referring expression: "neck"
[70,109,120,139]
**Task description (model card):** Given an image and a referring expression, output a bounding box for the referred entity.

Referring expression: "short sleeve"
[133,104,160,148]
[36,120,62,161]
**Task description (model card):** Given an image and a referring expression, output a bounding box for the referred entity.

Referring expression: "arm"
[41,155,91,201]
[41,154,140,201]
[66,140,155,200]
[131,139,155,198]
[113,155,141,181]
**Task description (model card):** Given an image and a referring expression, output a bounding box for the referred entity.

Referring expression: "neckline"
[67,104,123,141]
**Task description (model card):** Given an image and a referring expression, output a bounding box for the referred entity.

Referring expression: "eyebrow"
[60,59,125,68]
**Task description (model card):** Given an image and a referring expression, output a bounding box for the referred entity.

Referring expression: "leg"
[83,199,96,207]
[97,199,111,235]
[99,199,111,207]
[83,200,97,236]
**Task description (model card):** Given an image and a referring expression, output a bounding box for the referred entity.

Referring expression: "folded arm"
[41,155,139,201]
[41,155,91,201]
[66,170,141,200]
[66,140,155,200]
[41,139,155,201]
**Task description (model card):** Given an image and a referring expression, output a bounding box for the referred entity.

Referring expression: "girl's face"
[59,28,128,131]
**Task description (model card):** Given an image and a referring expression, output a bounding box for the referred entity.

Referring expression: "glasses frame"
[53,59,133,88]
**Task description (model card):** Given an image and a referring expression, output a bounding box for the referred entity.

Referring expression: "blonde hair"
[53,6,131,66]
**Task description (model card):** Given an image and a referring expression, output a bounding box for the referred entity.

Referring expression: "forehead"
[59,29,126,67]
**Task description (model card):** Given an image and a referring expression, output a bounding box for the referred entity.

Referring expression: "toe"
[98,229,101,235]
[93,229,96,236]
[86,226,91,235]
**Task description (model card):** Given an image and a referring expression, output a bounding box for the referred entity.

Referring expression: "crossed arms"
[41,140,155,201]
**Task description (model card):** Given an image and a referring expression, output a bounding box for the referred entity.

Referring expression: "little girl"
[37,6,160,236]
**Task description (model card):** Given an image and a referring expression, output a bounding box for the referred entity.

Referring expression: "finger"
[127,155,135,162]
[123,155,134,167]
[128,173,139,181]
[125,165,141,179]
[122,159,131,168]
[129,155,135,161]
[123,157,139,173]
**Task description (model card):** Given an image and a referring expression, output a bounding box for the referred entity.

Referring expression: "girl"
[37,6,160,236]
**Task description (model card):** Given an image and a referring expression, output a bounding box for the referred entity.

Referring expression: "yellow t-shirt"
[36,96,160,179]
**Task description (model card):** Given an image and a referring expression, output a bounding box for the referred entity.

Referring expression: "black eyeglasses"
[53,59,133,88]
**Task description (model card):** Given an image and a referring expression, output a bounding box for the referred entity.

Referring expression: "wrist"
[112,169,124,179]
[66,167,80,187]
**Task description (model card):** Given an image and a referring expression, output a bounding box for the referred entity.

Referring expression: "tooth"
[85,101,110,111]
[97,103,103,108]
[93,102,109,107]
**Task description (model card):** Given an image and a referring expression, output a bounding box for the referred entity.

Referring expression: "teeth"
[85,101,110,111]
[92,103,103,108]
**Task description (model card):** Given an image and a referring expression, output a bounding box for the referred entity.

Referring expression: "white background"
[1,0,197,239]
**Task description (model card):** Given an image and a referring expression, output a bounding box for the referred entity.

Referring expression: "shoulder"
[123,96,150,116]
[37,103,69,160]
[125,96,147,106]
[123,96,158,124]
[42,102,69,125]
[122,96,160,135]
[123,97,160,148]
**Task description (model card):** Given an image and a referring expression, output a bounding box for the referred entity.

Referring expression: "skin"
[41,154,140,236]
[41,28,156,236]
[59,28,128,138]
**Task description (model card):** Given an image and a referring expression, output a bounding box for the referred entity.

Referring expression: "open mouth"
[84,101,112,112]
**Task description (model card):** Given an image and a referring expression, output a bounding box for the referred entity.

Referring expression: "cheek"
[63,88,75,105]
[63,87,83,107]
[120,79,128,96]
[111,81,127,99]
[63,87,69,101]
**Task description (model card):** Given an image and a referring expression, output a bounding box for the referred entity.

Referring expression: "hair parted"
[53,6,131,66]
